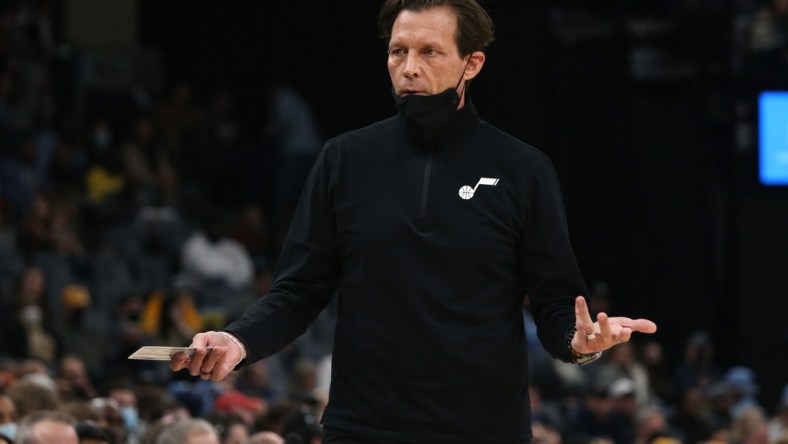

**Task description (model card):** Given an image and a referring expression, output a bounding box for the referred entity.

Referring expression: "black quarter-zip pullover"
[226,101,588,444]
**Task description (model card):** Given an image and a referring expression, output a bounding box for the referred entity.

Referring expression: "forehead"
[390,6,458,46]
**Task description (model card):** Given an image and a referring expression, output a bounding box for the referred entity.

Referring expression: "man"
[170,1,657,442]
[14,410,79,444]
[154,418,220,444]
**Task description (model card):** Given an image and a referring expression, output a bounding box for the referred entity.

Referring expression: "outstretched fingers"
[574,296,596,336]
[609,317,658,334]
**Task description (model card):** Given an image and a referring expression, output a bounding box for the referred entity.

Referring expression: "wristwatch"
[567,325,603,365]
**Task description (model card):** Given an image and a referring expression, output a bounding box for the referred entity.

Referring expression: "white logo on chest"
[458,177,499,200]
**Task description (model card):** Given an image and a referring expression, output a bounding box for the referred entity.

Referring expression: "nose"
[402,53,420,78]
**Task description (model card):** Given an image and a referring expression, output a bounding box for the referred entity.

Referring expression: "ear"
[463,51,486,80]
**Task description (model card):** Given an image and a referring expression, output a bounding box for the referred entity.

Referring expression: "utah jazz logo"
[458,177,499,200]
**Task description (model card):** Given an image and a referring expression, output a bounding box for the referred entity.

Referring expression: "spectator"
[88,398,127,444]
[528,384,568,439]
[205,412,249,444]
[103,293,158,382]
[16,192,84,261]
[75,421,114,444]
[139,288,203,347]
[0,395,17,442]
[103,377,143,444]
[730,404,769,444]
[121,114,177,208]
[639,339,674,405]
[178,205,254,293]
[4,376,59,420]
[673,331,723,396]
[723,366,762,417]
[154,418,219,444]
[769,385,788,443]
[609,377,638,439]
[226,203,273,268]
[13,410,78,444]
[46,138,88,202]
[0,135,47,222]
[54,355,97,402]
[213,390,266,431]
[668,386,719,444]
[55,285,108,380]
[633,404,683,444]
[566,381,632,444]
[590,341,651,407]
[244,431,284,444]
[234,361,281,406]
[56,400,102,424]
[261,82,322,245]
[1,267,59,366]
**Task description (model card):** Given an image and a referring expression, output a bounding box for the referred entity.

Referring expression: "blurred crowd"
[0,1,787,444]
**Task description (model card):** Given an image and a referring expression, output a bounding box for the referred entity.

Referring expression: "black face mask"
[392,58,470,145]
[393,87,460,144]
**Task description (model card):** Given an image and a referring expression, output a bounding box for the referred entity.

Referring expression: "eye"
[423,48,436,56]
[389,48,406,57]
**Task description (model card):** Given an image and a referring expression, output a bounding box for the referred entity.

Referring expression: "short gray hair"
[155,418,218,444]
[15,410,77,444]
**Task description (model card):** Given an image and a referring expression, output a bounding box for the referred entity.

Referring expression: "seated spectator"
[139,287,203,347]
[245,431,284,444]
[75,421,114,444]
[1,268,60,367]
[88,398,127,444]
[205,412,249,444]
[178,205,254,293]
[0,135,47,223]
[226,203,274,267]
[4,376,59,420]
[13,410,78,444]
[55,285,108,381]
[769,385,788,443]
[235,361,281,406]
[16,193,84,261]
[590,341,651,407]
[730,404,769,444]
[213,391,267,431]
[634,404,684,444]
[56,400,102,425]
[103,293,159,382]
[54,355,97,402]
[102,377,142,443]
[154,418,219,444]
[673,331,723,396]
[668,386,719,444]
[565,381,633,444]
[0,395,17,442]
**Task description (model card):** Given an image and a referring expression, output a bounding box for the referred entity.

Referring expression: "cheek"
[387,60,401,76]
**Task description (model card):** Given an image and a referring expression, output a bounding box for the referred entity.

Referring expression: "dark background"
[133,0,787,410]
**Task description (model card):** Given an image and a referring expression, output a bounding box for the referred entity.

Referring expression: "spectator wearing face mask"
[0,395,17,442]
[0,267,61,366]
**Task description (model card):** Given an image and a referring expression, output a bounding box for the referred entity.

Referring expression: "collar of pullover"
[399,98,480,150]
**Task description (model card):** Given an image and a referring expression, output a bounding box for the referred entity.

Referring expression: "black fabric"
[323,426,533,444]
[225,100,587,443]
[323,426,404,444]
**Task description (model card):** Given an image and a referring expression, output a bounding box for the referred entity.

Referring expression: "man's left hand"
[570,295,657,354]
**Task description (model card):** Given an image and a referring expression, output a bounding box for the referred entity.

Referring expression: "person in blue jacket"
[170,1,657,443]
